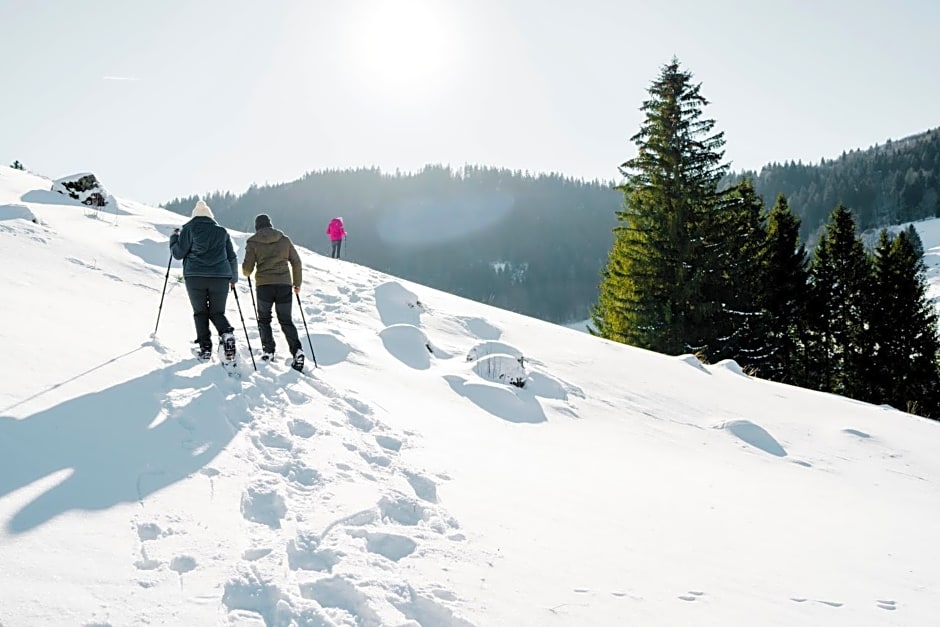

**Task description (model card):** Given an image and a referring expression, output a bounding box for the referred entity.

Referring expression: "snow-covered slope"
[1,166,939,627]
[900,219,940,306]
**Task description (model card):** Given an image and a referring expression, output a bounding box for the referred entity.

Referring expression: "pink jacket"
[326,217,346,241]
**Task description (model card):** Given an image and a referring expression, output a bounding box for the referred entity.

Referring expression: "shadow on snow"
[443,375,546,424]
[0,361,245,533]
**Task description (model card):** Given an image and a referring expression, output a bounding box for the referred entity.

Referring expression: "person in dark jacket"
[170,199,239,361]
[242,213,305,371]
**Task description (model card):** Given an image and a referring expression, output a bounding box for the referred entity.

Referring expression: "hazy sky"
[2,0,939,205]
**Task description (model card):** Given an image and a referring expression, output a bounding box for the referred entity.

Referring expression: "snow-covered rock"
[51,172,111,207]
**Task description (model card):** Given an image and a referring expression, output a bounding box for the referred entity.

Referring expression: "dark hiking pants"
[330,239,342,259]
[256,283,301,356]
[185,275,234,350]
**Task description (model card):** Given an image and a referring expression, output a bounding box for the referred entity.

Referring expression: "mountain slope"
[1,166,939,626]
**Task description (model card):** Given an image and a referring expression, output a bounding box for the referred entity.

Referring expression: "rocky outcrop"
[51,173,111,207]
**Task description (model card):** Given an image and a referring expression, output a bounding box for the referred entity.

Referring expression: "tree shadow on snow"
[0,362,245,533]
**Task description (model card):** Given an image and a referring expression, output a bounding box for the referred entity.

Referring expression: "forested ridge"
[729,128,940,244]
[163,166,620,323]
[162,132,940,325]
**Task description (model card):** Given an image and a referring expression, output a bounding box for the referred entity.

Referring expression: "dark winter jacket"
[169,216,238,281]
[242,227,302,287]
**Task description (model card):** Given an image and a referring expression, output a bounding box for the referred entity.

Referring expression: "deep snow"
[1,166,938,627]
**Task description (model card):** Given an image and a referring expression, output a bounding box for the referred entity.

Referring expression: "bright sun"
[346,0,458,91]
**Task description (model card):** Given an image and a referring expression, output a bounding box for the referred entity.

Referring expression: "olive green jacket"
[242,227,302,287]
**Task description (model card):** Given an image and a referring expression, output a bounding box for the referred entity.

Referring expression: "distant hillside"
[728,127,940,243]
[162,127,940,324]
[162,166,621,324]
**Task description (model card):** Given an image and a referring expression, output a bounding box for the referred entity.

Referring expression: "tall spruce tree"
[709,179,769,368]
[592,58,727,356]
[805,204,873,397]
[757,194,809,383]
[868,229,940,417]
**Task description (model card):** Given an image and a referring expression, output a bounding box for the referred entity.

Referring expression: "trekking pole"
[247,275,259,321]
[153,253,173,336]
[295,292,318,368]
[231,285,257,371]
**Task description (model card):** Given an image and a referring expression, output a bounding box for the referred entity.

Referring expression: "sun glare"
[346,0,458,93]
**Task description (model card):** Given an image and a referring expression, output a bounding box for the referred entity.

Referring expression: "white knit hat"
[191,199,214,218]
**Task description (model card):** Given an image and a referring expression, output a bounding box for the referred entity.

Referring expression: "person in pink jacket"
[326,217,346,258]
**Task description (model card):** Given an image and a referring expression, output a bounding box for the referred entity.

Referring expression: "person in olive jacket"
[169,199,239,361]
[242,213,305,371]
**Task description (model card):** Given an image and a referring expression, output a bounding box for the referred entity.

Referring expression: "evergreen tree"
[710,179,768,368]
[590,235,635,342]
[805,204,873,398]
[10,160,24,170]
[593,58,727,356]
[868,229,940,417]
[904,223,925,258]
[758,194,809,383]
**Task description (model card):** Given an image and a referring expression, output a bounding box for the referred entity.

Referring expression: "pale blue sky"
[2,0,939,205]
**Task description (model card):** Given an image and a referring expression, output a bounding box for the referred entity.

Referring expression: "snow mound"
[466,340,523,363]
[471,353,526,388]
[523,371,570,400]
[378,324,431,369]
[456,316,501,340]
[717,419,788,457]
[375,281,425,326]
[712,359,746,375]
[677,353,710,373]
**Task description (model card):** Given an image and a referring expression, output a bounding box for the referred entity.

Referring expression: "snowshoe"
[191,341,212,361]
[221,332,236,362]
[291,349,305,372]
